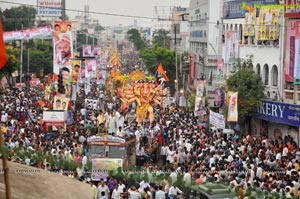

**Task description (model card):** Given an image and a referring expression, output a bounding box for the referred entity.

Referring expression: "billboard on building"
[243,12,256,37]
[224,31,239,63]
[284,0,300,18]
[223,0,278,19]
[37,0,62,17]
[293,21,300,84]
[285,20,296,83]
[257,8,279,41]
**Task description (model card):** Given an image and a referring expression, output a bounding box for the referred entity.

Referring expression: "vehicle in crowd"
[87,134,136,180]
[188,183,236,199]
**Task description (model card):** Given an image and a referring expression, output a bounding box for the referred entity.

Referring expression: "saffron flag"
[227,92,238,122]
[157,63,169,81]
[0,18,7,69]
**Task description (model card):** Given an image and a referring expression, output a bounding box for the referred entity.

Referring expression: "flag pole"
[0,126,12,199]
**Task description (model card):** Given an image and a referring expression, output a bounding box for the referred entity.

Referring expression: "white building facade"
[221,0,300,143]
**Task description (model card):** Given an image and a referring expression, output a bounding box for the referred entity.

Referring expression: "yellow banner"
[228,92,238,122]
[257,8,279,41]
[53,95,69,110]
[244,12,256,37]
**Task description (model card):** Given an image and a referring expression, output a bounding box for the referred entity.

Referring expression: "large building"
[188,0,223,107]
[220,0,300,142]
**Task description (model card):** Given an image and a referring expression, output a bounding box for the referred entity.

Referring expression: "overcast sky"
[1,0,189,27]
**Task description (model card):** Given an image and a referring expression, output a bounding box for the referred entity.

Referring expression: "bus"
[87,134,136,181]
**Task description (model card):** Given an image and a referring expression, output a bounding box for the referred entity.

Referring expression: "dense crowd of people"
[1,80,300,199]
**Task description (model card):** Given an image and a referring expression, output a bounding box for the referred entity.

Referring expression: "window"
[272,65,278,86]
[264,64,269,85]
[256,64,261,77]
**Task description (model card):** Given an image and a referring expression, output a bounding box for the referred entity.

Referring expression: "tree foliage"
[226,55,265,118]
[22,40,53,77]
[140,44,178,92]
[0,46,21,85]
[152,29,170,49]
[127,28,146,51]
[1,6,36,31]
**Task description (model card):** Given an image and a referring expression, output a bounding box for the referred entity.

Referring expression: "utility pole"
[20,24,23,83]
[0,126,12,199]
[174,25,178,97]
[27,48,30,73]
[61,0,66,20]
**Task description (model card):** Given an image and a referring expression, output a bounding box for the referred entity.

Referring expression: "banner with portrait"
[92,46,101,57]
[71,59,81,83]
[257,8,279,41]
[243,12,255,37]
[83,45,92,56]
[53,95,69,110]
[224,31,239,63]
[293,21,300,85]
[85,59,97,78]
[227,92,238,122]
[196,80,204,97]
[97,69,107,85]
[53,21,73,83]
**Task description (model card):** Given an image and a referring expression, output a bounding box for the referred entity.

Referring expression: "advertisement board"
[53,21,73,85]
[285,20,296,83]
[91,158,123,181]
[284,0,300,18]
[223,0,278,19]
[257,8,279,41]
[255,100,300,127]
[224,31,239,63]
[43,111,67,122]
[209,110,226,129]
[37,0,62,17]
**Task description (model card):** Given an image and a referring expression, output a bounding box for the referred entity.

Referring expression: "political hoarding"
[71,59,81,83]
[293,21,300,85]
[227,92,238,122]
[243,12,256,37]
[4,26,52,42]
[91,158,123,181]
[53,95,69,110]
[53,21,73,84]
[257,8,279,41]
[224,31,239,63]
[209,110,226,129]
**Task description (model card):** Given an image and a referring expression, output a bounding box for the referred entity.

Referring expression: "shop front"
[252,100,300,144]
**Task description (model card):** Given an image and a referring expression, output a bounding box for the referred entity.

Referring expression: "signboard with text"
[284,0,300,18]
[37,0,62,17]
[255,100,300,127]
[223,0,278,19]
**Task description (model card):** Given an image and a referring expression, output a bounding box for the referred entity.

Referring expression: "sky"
[0,0,189,27]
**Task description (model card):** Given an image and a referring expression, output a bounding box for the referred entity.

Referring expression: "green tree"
[226,55,265,120]
[22,40,53,77]
[1,6,36,31]
[152,29,170,49]
[127,28,146,51]
[0,46,21,84]
[140,44,179,93]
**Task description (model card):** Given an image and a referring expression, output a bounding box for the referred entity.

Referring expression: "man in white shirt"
[155,186,166,199]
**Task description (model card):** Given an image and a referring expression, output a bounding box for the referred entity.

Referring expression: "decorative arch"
[271,65,278,86]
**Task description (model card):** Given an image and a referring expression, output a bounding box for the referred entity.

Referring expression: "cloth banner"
[227,92,238,122]
[209,110,225,129]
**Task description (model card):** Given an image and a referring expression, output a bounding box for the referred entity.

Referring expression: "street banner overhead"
[4,26,52,42]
